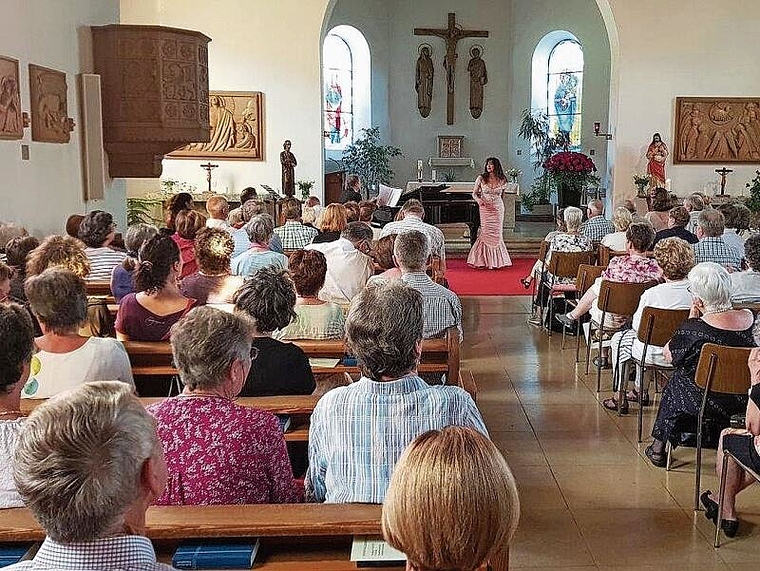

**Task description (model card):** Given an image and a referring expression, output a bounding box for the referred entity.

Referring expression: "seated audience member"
[693,209,743,272]
[115,234,196,342]
[227,186,258,227]
[302,205,318,229]
[700,347,760,538]
[580,199,615,244]
[684,193,705,234]
[623,199,638,216]
[604,237,695,412]
[645,188,671,232]
[652,206,699,247]
[601,207,633,251]
[359,200,381,240]
[64,215,84,239]
[22,268,133,399]
[0,303,34,508]
[380,199,446,262]
[306,222,374,305]
[26,235,90,279]
[718,202,746,259]
[0,263,12,303]
[148,307,301,505]
[305,196,321,208]
[77,210,126,281]
[278,250,345,340]
[312,203,348,244]
[520,208,566,290]
[162,192,193,234]
[305,281,487,503]
[343,201,360,222]
[231,199,256,257]
[274,199,318,249]
[9,381,171,569]
[382,427,519,571]
[110,223,158,303]
[731,234,760,303]
[394,230,462,340]
[339,174,363,203]
[234,267,315,396]
[557,223,661,367]
[5,236,39,302]
[181,227,244,307]
[0,223,28,258]
[232,214,288,276]
[368,234,402,285]
[645,263,756,468]
[205,195,234,234]
[171,209,206,279]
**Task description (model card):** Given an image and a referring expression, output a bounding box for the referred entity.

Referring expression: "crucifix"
[200,162,219,193]
[415,13,489,125]
[715,167,733,195]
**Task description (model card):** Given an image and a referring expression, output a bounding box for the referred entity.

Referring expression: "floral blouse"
[602,254,662,283]
[546,232,593,283]
[148,395,302,506]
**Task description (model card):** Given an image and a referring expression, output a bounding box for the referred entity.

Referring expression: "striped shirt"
[84,247,126,281]
[273,221,318,250]
[5,535,172,570]
[401,272,463,340]
[305,375,487,503]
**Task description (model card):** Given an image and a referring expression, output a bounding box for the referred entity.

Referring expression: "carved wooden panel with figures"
[29,64,69,143]
[0,56,23,140]
[674,97,760,164]
[168,91,264,160]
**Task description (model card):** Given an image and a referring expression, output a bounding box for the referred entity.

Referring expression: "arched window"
[322,25,370,152]
[531,32,584,150]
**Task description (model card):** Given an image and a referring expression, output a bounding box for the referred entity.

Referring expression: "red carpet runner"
[445,258,536,296]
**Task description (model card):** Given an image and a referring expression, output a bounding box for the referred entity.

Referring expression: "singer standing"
[467,157,512,269]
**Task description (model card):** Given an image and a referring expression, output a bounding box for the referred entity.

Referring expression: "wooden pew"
[0,505,507,570]
[85,280,112,297]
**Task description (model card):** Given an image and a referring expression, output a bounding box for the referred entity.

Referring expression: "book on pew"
[350,537,406,567]
[0,543,37,567]
[308,357,341,368]
[172,540,260,570]
[275,414,291,433]
[341,356,357,367]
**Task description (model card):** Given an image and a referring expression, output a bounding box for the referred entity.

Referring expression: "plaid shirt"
[580,215,615,244]
[693,236,743,272]
[305,375,487,503]
[273,221,318,250]
[401,272,463,340]
[6,536,172,570]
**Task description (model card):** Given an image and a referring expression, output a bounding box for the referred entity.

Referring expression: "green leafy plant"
[341,126,402,198]
[126,196,164,226]
[297,180,315,200]
[745,170,760,229]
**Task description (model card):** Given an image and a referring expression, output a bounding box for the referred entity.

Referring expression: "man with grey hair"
[231,199,284,258]
[580,199,615,244]
[9,381,171,570]
[379,199,446,263]
[394,230,463,340]
[693,209,742,271]
[231,213,289,276]
[305,221,374,305]
[305,280,487,504]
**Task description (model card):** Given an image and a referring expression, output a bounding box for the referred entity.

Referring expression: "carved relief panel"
[0,56,23,140]
[674,97,760,164]
[167,91,263,160]
[29,64,70,143]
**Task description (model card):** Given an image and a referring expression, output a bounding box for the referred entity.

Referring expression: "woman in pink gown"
[467,157,512,269]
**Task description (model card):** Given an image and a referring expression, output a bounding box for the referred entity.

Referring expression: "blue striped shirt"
[305,375,487,504]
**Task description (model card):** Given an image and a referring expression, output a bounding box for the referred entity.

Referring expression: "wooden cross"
[414,13,489,125]
[715,167,733,195]
[200,162,219,193]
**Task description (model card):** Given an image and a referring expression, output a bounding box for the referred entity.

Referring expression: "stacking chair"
[684,343,752,512]
[614,307,689,442]
[541,250,593,337]
[586,280,657,392]
[566,264,604,356]
[596,244,626,267]
[529,240,550,314]
[715,444,760,547]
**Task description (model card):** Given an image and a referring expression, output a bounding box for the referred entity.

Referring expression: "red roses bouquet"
[543,151,596,174]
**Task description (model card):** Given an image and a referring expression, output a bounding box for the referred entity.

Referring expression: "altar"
[404,181,519,232]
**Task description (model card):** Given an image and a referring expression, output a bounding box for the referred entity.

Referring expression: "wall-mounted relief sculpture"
[0,56,23,140]
[674,97,760,164]
[168,91,263,160]
[29,64,71,143]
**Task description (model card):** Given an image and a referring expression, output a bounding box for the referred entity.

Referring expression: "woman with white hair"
[231,214,288,277]
[645,262,756,468]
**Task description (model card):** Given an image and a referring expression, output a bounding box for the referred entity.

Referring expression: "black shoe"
[593,356,611,369]
[555,313,576,329]
[645,444,666,468]
[700,490,719,523]
[722,519,739,538]
[603,397,629,414]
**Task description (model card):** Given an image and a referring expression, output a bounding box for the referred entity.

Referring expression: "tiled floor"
[460,296,760,570]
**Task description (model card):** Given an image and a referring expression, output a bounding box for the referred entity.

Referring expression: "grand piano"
[398,183,480,245]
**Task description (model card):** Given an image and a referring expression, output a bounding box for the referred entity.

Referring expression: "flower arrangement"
[543,151,598,187]
[632,174,650,187]
[297,180,315,200]
[506,168,522,182]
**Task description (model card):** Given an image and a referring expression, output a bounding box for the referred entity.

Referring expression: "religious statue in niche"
[467,46,487,119]
[168,91,264,160]
[415,44,434,118]
[553,72,578,142]
[0,56,22,140]
[645,133,669,189]
[674,97,760,164]
[280,140,297,197]
[29,64,70,143]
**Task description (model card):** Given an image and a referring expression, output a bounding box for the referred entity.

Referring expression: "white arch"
[531,30,582,115]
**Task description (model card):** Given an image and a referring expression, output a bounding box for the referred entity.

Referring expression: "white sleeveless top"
[0,419,24,509]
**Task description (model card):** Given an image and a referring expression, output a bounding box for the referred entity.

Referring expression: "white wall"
[0,0,123,237]
[121,0,329,199]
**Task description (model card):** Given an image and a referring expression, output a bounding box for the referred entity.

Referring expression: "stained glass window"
[547,40,584,149]
[323,33,354,151]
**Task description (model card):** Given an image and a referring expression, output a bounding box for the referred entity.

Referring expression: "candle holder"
[593,121,613,141]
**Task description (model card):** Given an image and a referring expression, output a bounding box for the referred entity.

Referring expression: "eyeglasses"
[250,346,260,361]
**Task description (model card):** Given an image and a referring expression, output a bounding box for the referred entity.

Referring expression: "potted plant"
[297,180,315,201]
[633,174,650,198]
[745,170,760,229]
[341,126,402,199]
[543,151,600,208]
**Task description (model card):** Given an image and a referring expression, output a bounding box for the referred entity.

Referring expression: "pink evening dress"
[467,176,512,269]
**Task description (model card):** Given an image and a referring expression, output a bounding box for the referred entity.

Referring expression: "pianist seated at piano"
[379,199,446,263]
[467,157,512,269]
